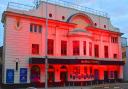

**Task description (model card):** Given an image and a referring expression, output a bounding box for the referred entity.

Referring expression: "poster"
[20,68,27,83]
[6,69,14,83]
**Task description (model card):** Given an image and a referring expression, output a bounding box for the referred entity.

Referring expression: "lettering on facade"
[81,60,99,64]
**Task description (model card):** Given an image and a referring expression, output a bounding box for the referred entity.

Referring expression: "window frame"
[73,41,80,55]
[32,44,39,54]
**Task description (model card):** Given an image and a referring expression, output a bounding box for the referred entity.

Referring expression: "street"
[1,83,128,89]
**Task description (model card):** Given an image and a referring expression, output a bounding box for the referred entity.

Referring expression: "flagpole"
[45,0,48,89]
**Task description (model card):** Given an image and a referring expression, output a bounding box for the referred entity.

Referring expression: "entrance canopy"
[29,58,124,65]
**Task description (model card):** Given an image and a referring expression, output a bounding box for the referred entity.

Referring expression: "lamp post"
[45,0,48,89]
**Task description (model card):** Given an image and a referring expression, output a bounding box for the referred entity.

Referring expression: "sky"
[0,0,128,46]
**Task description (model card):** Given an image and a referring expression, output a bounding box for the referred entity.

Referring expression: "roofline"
[2,11,121,34]
[2,11,76,27]
[121,37,127,39]
[87,26,122,35]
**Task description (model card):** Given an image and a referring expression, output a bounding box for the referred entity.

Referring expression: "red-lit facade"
[2,1,124,87]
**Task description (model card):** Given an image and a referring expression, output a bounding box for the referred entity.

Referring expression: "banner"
[6,69,14,83]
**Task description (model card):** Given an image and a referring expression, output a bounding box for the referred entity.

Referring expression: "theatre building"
[1,0,124,87]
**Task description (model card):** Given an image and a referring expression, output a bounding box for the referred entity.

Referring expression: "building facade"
[121,37,128,81]
[1,0,124,87]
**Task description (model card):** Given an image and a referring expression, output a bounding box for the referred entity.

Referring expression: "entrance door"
[48,65,55,83]
[94,69,99,80]
[60,72,68,82]
[104,71,108,82]
[48,72,55,83]
[114,71,118,80]
[60,66,68,86]
[30,65,40,83]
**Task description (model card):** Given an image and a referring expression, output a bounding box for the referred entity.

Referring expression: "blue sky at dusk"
[0,0,128,46]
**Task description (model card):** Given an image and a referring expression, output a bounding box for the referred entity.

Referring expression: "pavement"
[2,83,128,89]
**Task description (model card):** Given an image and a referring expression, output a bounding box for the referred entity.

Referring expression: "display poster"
[6,69,14,83]
[20,68,27,83]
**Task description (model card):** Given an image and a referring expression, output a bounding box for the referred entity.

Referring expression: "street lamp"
[45,0,48,89]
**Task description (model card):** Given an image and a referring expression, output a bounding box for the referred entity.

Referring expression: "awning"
[29,58,125,65]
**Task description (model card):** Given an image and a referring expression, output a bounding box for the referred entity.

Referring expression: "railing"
[7,0,109,18]
[7,2,34,11]
[42,0,109,18]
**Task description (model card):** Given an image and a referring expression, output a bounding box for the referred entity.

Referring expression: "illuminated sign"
[29,58,125,65]
[81,60,99,64]
[6,69,14,84]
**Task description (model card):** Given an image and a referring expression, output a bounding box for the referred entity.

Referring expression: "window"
[94,44,99,57]
[30,24,42,33]
[104,46,108,58]
[111,37,118,43]
[73,41,80,55]
[39,25,42,33]
[122,52,126,59]
[89,42,92,56]
[48,39,54,55]
[34,25,37,32]
[83,41,86,55]
[94,23,97,26]
[32,44,39,54]
[16,20,20,27]
[30,24,33,32]
[61,40,67,55]
[104,25,106,28]
[49,13,52,17]
[62,16,65,20]
[114,54,117,59]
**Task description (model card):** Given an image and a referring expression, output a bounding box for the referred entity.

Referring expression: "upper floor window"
[30,24,33,32]
[30,23,42,33]
[104,46,108,58]
[49,13,52,18]
[48,39,54,55]
[111,37,118,43]
[122,52,126,59]
[94,23,97,26]
[113,54,117,59]
[83,41,86,55]
[104,25,106,28]
[61,40,67,55]
[32,44,39,54]
[94,44,99,57]
[62,16,65,20]
[73,41,80,55]
[89,42,92,56]
[34,25,37,32]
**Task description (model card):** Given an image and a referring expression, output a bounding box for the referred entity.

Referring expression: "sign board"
[6,69,14,83]
[20,68,27,83]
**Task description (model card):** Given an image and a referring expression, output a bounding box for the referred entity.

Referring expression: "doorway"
[30,65,40,83]
[48,65,55,83]
[94,69,99,80]
[60,66,68,86]
[104,71,109,82]
[114,71,118,80]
